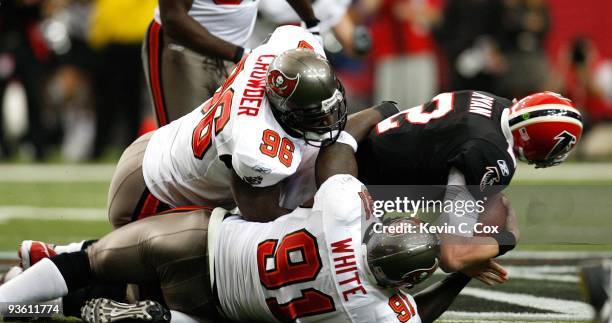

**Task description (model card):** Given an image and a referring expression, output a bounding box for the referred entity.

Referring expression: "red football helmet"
[508,92,583,168]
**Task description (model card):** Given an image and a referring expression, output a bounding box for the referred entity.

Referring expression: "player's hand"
[303,20,323,46]
[502,196,520,243]
[461,259,508,286]
[307,25,323,46]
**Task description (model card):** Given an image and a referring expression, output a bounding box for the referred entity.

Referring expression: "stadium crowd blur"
[1,0,611,162]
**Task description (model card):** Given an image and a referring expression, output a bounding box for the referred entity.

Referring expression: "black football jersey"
[357,91,517,199]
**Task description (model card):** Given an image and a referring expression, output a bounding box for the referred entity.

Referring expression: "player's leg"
[17,131,167,269]
[108,130,171,229]
[84,208,215,321]
[159,32,229,123]
[0,211,159,304]
[0,208,212,321]
[143,20,170,126]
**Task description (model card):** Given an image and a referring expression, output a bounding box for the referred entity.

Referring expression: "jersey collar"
[501,108,517,168]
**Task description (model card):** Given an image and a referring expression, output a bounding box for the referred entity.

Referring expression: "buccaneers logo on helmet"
[267,69,299,99]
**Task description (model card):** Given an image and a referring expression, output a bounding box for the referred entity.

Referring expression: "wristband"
[305,19,320,29]
[373,101,400,118]
[336,131,358,153]
[232,46,245,63]
[444,272,471,286]
[492,229,517,257]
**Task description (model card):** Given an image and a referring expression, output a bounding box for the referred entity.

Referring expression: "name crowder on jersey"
[238,54,276,117]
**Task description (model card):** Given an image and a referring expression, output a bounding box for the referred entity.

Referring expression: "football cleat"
[18,240,57,269]
[508,92,583,168]
[81,298,171,323]
[579,261,611,323]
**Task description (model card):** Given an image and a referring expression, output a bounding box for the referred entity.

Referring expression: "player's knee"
[108,210,131,229]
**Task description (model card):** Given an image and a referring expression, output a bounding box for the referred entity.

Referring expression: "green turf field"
[0,181,110,249]
[1,163,610,322]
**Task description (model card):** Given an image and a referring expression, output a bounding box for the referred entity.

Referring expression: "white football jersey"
[154,0,259,47]
[142,26,325,210]
[259,0,350,32]
[214,175,422,323]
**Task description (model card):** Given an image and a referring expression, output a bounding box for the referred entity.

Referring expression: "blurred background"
[0,0,611,163]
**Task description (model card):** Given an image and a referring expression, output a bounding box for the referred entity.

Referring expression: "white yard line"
[505,265,579,283]
[0,164,115,182]
[0,206,107,223]
[513,162,612,182]
[0,251,16,260]
[1,163,612,182]
[504,251,612,259]
[442,311,592,321]
[457,287,594,320]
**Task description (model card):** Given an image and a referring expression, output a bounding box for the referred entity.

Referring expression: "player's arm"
[439,232,509,272]
[230,171,291,222]
[159,0,245,63]
[285,0,319,29]
[438,168,518,273]
[413,272,471,323]
[415,259,508,322]
[315,102,399,186]
[316,139,358,187]
[347,101,400,143]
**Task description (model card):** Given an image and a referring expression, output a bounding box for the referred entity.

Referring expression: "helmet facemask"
[519,149,571,168]
[265,49,348,148]
[273,82,348,148]
[369,246,439,289]
[363,218,440,289]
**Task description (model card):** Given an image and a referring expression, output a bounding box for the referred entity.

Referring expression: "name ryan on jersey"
[469,92,495,118]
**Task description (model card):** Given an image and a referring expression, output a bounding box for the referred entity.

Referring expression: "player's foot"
[579,261,611,322]
[0,266,23,284]
[18,240,57,269]
[81,298,171,323]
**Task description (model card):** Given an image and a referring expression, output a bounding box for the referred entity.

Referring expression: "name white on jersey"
[214,175,422,322]
[142,26,324,210]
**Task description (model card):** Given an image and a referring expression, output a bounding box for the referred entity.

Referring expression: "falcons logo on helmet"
[547,130,577,159]
[267,69,299,98]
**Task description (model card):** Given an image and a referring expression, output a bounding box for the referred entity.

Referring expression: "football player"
[318,90,582,273]
[145,0,322,125]
[18,25,356,267]
[0,147,513,322]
